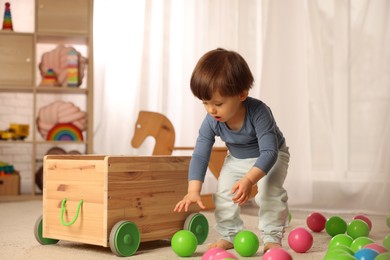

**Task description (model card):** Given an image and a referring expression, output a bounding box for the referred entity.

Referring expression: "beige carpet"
[0,199,388,259]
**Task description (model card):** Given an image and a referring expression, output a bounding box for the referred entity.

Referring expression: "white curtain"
[93,0,390,214]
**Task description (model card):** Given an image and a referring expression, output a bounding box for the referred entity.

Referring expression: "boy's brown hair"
[190,48,254,100]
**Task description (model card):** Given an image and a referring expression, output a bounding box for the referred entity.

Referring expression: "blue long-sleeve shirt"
[189,96,285,181]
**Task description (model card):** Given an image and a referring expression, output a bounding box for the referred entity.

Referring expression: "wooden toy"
[40,68,61,86]
[67,49,79,87]
[34,155,208,257]
[2,2,13,31]
[46,123,83,141]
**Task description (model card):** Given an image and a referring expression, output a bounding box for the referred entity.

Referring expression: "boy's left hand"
[231,177,253,206]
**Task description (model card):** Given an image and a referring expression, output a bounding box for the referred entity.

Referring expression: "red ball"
[353,214,372,231]
[288,227,313,253]
[306,212,326,232]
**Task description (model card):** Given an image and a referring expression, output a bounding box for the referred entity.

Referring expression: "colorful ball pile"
[321,214,390,259]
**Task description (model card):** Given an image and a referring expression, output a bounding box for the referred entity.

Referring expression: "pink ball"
[353,214,372,231]
[306,212,327,232]
[263,248,292,260]
[288,227,313,253]
[202,248,238,260]
[364,243,388,254]
[202,248,225,260]
[213,250,238,260]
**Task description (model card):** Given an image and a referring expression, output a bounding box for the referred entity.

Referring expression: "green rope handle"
[60,198,83,226]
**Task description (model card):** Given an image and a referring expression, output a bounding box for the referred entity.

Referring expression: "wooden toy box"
[40,155,205,255]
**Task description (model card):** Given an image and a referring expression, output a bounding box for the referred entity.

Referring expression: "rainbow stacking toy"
[67,49,79,87]
[46,123,83,141]
[2,2,13,31]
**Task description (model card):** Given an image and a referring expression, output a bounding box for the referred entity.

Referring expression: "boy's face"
[202,91,248,124]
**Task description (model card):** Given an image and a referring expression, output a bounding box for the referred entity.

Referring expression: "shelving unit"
[0,0,94,196]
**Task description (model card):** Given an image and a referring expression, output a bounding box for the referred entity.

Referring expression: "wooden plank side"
[107,187,187,211]
[107,156,191,173]
[43,156,106,246]
[45,181,104,203]
[45,155,107,161]
[43,198,105,246]
[107,170,188,182]
[106,156,199,242]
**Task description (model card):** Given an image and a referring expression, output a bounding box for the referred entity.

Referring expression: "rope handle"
[60,198,83,226]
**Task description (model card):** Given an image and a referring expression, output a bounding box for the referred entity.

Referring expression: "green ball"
[233,230,259,257]
[375,252,390,260]
[347,219,370,239]
[288,212,292,223]
[328,244,354,255]
[383,234,390,250]
[350,236,375,254]
[324,250,356,260]
[328,234,354,248]
[171,230,198,257]
[325,216,347,237]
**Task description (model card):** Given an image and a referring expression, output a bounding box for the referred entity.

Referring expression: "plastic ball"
[287,227,313,253]
[328,233,354,248]
[347,219,370,239]
[213,250,238,260]
[325,216,347,237]
[263,247,292,260]
[364,243,388,254]
[376,252,390,260]
[202,248,225,260]
[306,212,327,232]
[324,252,356,260]
[350,237,375,254]
[233,230,259,257]
[171,230,198,257]
[327,244,355,256]
[383,234,390,250]
[353,215,372,231]
[354,248,379,260]
[202,248,238,260]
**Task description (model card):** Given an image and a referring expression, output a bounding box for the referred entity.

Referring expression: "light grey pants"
[213,143,290,244]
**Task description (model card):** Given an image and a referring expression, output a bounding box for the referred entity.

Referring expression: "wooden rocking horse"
[131,111,257,209]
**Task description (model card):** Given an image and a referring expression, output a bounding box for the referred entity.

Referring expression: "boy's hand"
[231,177,253,206]
[174,191,206,212]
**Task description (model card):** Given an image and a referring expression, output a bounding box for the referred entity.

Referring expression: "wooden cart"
[34,155,208,257]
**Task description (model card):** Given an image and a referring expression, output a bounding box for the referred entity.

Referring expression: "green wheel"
[109,221,140,257]
[34,215,59,245]
[184,213,209,245]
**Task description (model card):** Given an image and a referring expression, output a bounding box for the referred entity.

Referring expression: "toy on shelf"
[67,49,79,87]
[0,123,29,140]
[46,123,83,141]
[40,69,60,86]
[0,161,15,176]
[2,2,13,31]
[39,45,87,87]
[36,100,87,140]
